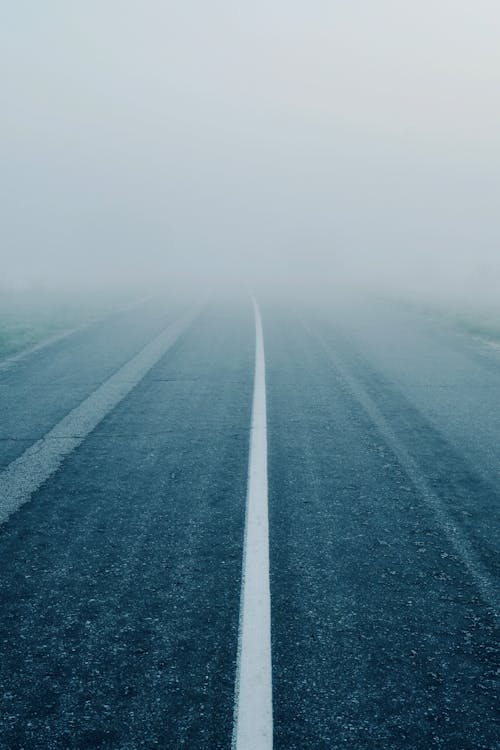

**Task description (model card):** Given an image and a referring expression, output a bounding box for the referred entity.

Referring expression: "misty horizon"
[2,2,499,304]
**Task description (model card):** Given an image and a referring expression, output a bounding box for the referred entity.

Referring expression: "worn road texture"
[0,296,498,749]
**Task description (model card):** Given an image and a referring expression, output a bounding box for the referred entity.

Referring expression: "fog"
[2,2,499,304]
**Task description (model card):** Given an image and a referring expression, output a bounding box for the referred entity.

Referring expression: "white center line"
[232,298,273,750]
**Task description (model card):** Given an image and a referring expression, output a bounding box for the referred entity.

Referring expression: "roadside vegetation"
[447,310,500,343]
[401,296,500,345]
[0,288,135,360]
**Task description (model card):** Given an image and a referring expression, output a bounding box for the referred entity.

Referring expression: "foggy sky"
[2,2,500,300]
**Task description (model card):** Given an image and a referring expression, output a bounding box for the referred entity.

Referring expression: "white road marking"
[0,294,155,372]
[0,327,86,372]
[308,321,500,619]
[232,298,273,750]
[0,304,201,525]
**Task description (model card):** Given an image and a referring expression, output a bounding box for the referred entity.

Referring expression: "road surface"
[0,295,498,749]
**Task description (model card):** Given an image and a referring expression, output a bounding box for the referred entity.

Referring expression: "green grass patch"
[0,289,135,360]
[398,296,500,345]
[449,313,500,343]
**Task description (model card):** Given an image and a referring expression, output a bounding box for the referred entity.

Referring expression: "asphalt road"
[0,296,498,749]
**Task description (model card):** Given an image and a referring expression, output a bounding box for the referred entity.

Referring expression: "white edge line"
[0,303,202,525]
[0,294,155,372]
[232,297,273,750]
[0,326,87,372]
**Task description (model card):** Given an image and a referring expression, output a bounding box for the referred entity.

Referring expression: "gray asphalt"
[0,296,498,749]
[0,298,189,471]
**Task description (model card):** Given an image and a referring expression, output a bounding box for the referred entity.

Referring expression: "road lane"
[0,297,189,471]
[309,300,500,586]
[312,298,500,495]
[0,303,201,525]
[306,319,499,615]
[265,303,499,750]
[0,302,254,749]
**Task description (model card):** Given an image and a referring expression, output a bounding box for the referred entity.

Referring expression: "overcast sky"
[2,2,499,299]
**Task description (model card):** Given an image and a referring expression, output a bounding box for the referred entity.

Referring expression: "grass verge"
[400,296,500,345]
[0,289,135,360]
